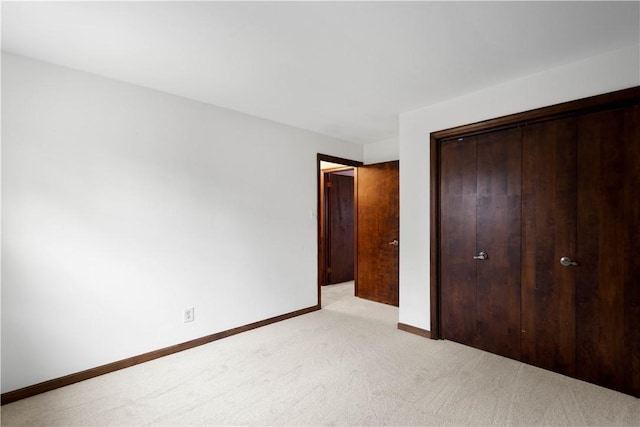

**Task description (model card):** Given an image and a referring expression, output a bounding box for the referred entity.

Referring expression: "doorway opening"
[317,154,362,307]
[322,166,354,285]
[317,154,400,309]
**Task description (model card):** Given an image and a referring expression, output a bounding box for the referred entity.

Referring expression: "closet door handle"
[560,256,578,267]
[389,239,399,246]
[473,251,488,260]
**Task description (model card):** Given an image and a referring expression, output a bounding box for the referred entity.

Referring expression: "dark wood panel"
[326,172,354,284]
[475,128,522,360]
[440,138,478,347]
[356,161,399,306]
[521,118,577,376]
[576,105,640,396]
[431,87,640,344]
[432,87,640,397]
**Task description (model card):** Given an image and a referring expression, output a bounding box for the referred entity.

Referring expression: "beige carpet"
[2,282,639,426]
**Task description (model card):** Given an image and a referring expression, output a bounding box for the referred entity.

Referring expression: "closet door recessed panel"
[521,118,577,376]
[440,138,478,347]
[476,128,522,360]
[576,105,640,396]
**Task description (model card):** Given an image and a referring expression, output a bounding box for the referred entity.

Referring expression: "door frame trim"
[317,154,363,307]
[429,86,640,339]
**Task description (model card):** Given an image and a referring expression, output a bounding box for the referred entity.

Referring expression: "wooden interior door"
[440,137,478,348]
[475,129,522,360]
[434,88,640,397]
[521,106,640,395]
[521,117,578,376]
[356,161,399,306]
[576,105,640,396]
[325,171,354,284]
[440,129,522,360]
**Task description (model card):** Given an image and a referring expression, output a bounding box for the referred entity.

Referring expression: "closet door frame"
[430,86,640,340]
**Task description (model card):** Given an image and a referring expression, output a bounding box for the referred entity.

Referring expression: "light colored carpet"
[2,281,639,426]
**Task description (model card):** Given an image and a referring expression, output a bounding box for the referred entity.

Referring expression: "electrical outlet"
[184,307,195,323]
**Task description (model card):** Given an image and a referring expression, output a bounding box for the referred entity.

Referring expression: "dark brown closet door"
[440,137,478,348]
[475,129,522,359]
[521,117,578,376]
[436,88,640,397]
[440,128,522,360]
[576,105,640,396]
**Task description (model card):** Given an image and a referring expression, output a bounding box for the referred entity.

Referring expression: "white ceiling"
[2,1,639,144]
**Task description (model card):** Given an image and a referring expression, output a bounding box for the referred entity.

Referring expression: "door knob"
[473,251,488,260]
[389,239,399,246]
[560,256,578,267]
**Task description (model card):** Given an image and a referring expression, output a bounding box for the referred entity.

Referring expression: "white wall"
[1,53,363,393]
[363,136,399,164]
[398,45,640,331]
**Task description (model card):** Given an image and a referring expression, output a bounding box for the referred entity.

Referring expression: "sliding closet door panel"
[577,105,640,396]
[440,138,478,347]
[521,118,577,376]
[476,128,522,360]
